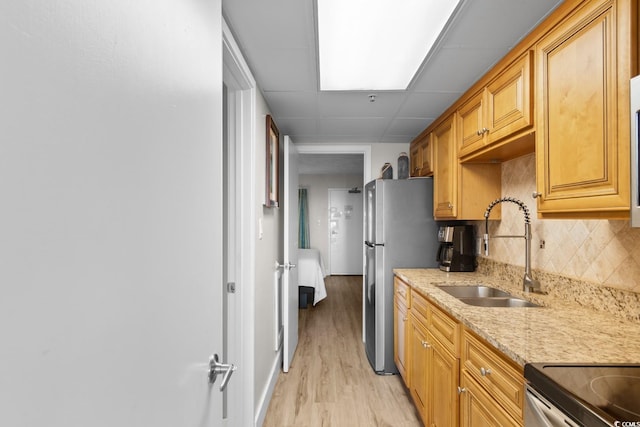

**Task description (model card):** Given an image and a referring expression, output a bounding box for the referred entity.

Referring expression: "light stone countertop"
[393,268,640,367]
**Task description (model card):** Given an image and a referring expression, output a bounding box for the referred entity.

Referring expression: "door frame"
[223,19,256,427]
[296,144,372,341]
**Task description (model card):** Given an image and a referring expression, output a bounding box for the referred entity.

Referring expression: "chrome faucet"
[483,197,541,293]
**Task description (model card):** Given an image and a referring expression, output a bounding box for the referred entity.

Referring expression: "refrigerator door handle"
[365,241,383,247]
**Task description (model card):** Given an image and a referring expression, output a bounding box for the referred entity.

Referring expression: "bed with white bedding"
[297,248,327,305]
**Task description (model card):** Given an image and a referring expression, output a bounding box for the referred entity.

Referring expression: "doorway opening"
[296,145,371,340]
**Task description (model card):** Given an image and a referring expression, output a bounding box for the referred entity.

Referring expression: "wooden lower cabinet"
[409,317,430,421]
[407,291,460,426]
[394,296,410,384]
[431,339,459,426]
[459,373,520,427]
[394,278,527,426]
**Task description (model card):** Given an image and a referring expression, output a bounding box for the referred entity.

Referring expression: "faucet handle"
[482,233,490,256]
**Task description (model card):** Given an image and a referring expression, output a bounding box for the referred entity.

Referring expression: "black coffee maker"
[437,225,476,272]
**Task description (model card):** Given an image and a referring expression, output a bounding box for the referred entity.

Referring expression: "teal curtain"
[298,188,310,248]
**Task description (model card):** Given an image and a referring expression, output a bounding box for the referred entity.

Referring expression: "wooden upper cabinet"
[433,114,457,218]
[535,0,632,218]
[409,134,433,177]
[410,141,421,177]
[433,113,501,220]
[458,51,534,161]
[486,50,533,143]
[458,91,485,156]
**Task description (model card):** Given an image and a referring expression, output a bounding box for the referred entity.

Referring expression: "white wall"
[299,174,364,272]
[253,94,283,419]
[0,1,223,425]
[370,143,410,180]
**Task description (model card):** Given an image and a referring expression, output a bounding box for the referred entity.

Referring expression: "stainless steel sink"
[437,285,511,298]
[437,285,541,308]
[458,297,540,308]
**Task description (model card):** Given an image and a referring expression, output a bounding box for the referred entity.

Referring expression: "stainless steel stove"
[525,363,640,426]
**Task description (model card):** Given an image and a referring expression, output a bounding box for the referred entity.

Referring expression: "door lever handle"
[275,261,296,270]
[208,354,237,391]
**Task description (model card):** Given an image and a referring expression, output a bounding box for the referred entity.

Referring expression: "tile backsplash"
[474,153,640,295]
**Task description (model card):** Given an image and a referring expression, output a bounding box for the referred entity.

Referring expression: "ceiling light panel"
[317,0,460,91]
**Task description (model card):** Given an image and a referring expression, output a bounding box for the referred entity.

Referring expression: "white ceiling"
[222,0,563,146]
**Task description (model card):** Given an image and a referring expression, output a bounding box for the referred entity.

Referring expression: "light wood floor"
[263,275,422,427]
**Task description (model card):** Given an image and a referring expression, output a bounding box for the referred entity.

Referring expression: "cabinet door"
[486,50,533,143]
[459,373,520,427]
[431,338,459,427]
[394,300,409,386]
[410,141,421,177]
[457,91,485,157]
[535,0,630,216]
[419,137,433,177]
[433,114,457,218]
[409,317,430,424]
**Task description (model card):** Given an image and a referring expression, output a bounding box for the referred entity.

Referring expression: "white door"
[329,189,364,274]
[283,136,300,372]
[0,1,227,426]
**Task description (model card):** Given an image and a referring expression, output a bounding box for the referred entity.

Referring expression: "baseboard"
[254,350,281,427]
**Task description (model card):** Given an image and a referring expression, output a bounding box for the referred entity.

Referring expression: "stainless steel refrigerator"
[364,177,439,374]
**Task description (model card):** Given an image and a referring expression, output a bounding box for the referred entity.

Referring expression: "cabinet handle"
[476,129,483,136]
[447,203,453,209]
[480,367,492,376]
[482,127,489,134]
[532,191,542,199]
[403,317,408,321]
[421,340,431,348]
[457,386,467,394]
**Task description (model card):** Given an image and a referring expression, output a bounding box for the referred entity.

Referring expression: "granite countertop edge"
[394,268,640,367]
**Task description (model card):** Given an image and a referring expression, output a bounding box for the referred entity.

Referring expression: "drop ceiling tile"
[412,46,506,92]
[397,92,460,118]
[251,48,316,91]
[273,117,318,137]
[444,0,562,48]
[319,117,390,136]
[264,91,318,117]
[386,118,435,137]
[223,0,314,49]
[317,92,406,117]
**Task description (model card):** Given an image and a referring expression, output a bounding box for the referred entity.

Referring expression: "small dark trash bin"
[298,286,315,309]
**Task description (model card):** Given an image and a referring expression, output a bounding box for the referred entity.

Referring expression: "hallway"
[263,276,422,426]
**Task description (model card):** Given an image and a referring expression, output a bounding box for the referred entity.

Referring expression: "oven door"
[524,385,579,427]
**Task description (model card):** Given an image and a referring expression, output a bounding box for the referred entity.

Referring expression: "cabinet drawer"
[394,277,411,309]
[429,302,459,356]
[410,290,429,329]
[461,329,524,422]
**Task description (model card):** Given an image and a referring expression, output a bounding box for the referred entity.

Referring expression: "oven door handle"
[525,386,579,427]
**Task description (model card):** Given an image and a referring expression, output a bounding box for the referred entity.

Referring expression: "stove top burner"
[525,363,640,426]
[590,375,640,419]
